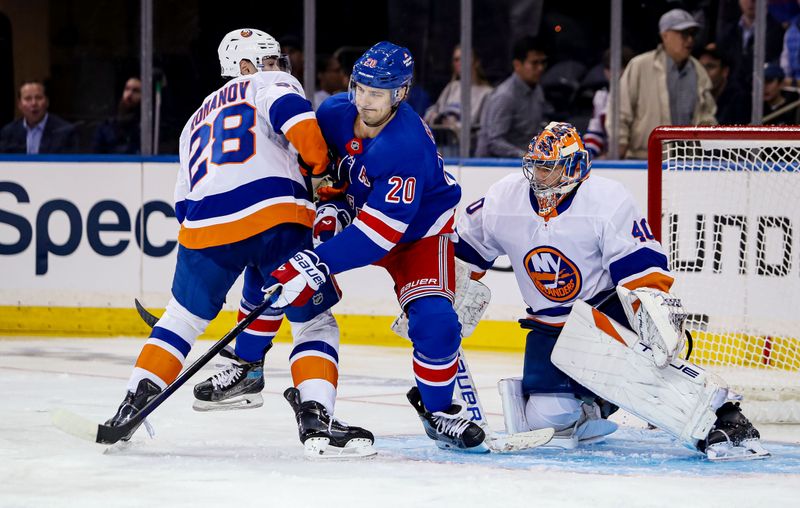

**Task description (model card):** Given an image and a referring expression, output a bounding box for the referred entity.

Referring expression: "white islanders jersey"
[175,71,327,249]
[456,173,673,325]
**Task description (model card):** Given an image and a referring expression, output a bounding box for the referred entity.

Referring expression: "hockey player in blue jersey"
[265,41,488,452]
[454,121,767,460]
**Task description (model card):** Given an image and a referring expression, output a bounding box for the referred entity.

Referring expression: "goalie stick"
[52,285,282,445]
[453,347,553,452]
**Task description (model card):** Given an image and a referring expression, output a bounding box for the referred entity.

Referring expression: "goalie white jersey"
[175,71,327,250]
[455,173,674,325]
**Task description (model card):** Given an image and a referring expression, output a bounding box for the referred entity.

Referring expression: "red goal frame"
[646,125,800,241]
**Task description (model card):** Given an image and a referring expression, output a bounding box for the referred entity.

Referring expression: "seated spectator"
[583,46,634,159]
[611,9,717,159]
[698,46,750,124]
[424,45,494,133]
[764,63,800,124]
[406,68,432,118]
[280,35,305,84]
[312,54,347,110]
[92,77,141,154]
[0,80,77,154]
[476,36,552,158]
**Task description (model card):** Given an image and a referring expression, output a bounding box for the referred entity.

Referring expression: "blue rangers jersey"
[313,93,461,274]
[455,173,673,326]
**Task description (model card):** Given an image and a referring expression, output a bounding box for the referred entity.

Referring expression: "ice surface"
[1,338,798,508]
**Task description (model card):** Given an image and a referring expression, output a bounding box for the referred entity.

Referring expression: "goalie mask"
[349,41,414,110]
[522,122,591,216]
[218,28,290,77]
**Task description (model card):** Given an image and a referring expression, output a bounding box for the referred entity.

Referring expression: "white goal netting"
[651,126,800,423]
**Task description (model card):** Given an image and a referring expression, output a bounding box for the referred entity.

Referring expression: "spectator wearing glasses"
[475,36,553,158]
[611,9,716,159]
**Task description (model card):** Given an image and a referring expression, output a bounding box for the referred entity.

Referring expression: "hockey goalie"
[453,122,769,461]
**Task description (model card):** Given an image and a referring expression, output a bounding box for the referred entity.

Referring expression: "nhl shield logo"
[524,246,581,302]
[347,137,362,155]
[312,293,324,305]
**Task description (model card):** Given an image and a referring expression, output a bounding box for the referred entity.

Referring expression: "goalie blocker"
[551,299,769,461]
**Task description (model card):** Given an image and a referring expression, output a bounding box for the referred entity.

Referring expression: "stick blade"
[51,409,101,443]
[487,427,555,453]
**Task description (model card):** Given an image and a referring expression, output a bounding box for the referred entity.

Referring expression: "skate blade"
[192,393,264,412]
[303,437,377,460]
[486,427,555,453]
[51,408,99,442]
[706,439,771,462]
[434,440,491,454]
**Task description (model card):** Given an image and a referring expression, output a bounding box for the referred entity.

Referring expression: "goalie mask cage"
[648,126,800,423]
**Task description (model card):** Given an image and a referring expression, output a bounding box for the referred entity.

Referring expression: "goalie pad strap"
[552,301,728,447]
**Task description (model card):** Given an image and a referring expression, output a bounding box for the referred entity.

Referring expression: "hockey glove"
[267,250,329,308]
[617,286,688,369]
[313,203,352,247]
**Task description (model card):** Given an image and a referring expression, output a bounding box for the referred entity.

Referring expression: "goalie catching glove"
[617,286,688,369]
[267,250,329,308]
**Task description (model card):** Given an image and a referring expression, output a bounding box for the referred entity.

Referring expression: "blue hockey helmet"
[349,41,414,106]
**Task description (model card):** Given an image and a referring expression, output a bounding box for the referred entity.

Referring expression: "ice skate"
[698,402,770,461]
[104,378,162,441]
[284,387,376,459]
[193,345,267,411]
[406,386,488,453]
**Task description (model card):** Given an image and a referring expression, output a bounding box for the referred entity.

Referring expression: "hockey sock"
[412,350,458,412]
[233,299,283,362]
[288,311,340,413]
[128,298,209,391]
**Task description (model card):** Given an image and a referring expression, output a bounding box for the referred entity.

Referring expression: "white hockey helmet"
[217,28,288,77]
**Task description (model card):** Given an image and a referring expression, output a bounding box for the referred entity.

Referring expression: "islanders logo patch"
[523,246,581,302]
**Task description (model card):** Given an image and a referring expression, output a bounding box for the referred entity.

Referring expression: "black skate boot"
[407,386,488,453]
[193,344,270,411]
[104,378,162,441]
[284,387,376,459]
[697,402,770,461]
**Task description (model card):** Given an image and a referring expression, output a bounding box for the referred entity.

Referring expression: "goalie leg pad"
[552,300,728,448]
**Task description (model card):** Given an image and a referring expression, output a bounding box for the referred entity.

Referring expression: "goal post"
[647,125,800,423]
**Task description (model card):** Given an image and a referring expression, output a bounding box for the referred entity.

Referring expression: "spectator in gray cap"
[609,8,717,159]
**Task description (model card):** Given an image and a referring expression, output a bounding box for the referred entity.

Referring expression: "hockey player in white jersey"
[105,29,374,457]
[455,121,768,460]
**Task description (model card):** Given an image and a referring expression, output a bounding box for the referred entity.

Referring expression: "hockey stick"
[52,284,282,445]
[134,298,160,328]
[454,347,554,452]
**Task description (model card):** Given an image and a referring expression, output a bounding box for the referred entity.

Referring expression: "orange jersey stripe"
[622,271,674,293]
[291,356,339,388]
[591,308,627,346]
[135,344,183,385]
[284,118,329,176]
[178,202,315,249]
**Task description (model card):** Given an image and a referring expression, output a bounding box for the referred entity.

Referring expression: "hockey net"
[648,126,800,423]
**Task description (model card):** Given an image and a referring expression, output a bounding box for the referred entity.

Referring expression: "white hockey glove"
[617,286,688,369]
[391,259,491,339]
[312,203,352,248]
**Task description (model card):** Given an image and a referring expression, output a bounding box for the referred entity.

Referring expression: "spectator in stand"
[612,9,716,159]
[424,45,494,135]
[280,35,305,84]
[781,1,800,86]
[475,36,552,158]
[92,76,141,154]
[583,46,634,159]
[312,54,347,110]
[764,63,800,124]
[0,80,77,154]
[698,46,750,124]
[717,0,783,96]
